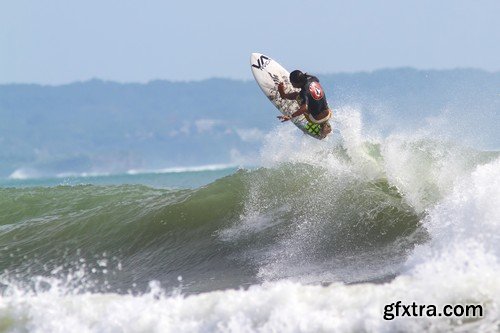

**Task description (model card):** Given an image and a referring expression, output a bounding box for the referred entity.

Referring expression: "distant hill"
[0,68,498,178]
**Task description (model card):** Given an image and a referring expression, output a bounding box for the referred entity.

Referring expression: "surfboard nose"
[250,53,262,64]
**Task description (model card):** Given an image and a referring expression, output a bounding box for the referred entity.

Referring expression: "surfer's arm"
[278,82,299,100]
[278,104,308,122]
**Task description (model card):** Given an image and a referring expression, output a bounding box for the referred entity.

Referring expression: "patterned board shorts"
[305,109,332,124]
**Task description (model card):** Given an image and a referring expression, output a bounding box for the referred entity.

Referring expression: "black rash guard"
[296,75,329,118]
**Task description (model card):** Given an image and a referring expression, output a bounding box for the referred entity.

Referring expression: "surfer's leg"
[320,121,332,138]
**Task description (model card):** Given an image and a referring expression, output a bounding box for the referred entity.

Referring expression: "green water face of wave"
[0,162,424,294]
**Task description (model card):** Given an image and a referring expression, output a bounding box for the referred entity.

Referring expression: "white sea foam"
[0,266,498,333]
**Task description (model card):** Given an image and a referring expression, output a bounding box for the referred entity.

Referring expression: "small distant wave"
[126,164,238,175]
[8,168,38,180]
[5,164,238,181]
[55,171,112,178]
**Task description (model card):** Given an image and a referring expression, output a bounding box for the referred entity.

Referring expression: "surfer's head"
[290,70,306,87]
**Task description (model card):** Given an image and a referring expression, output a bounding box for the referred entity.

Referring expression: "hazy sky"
[1,0,499,84]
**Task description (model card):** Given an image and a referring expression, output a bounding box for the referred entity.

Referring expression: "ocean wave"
[1,108,499,331]
[1,135,496,293]
[0,164,421,290]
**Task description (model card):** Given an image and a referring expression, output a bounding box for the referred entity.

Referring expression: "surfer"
[277,70,332,138]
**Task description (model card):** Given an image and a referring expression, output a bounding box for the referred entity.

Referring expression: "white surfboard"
[250,53,323,140]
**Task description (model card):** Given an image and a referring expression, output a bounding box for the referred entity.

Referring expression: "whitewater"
[0,108,499,332]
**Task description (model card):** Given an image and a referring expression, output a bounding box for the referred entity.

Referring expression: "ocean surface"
[1,109,499,332]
